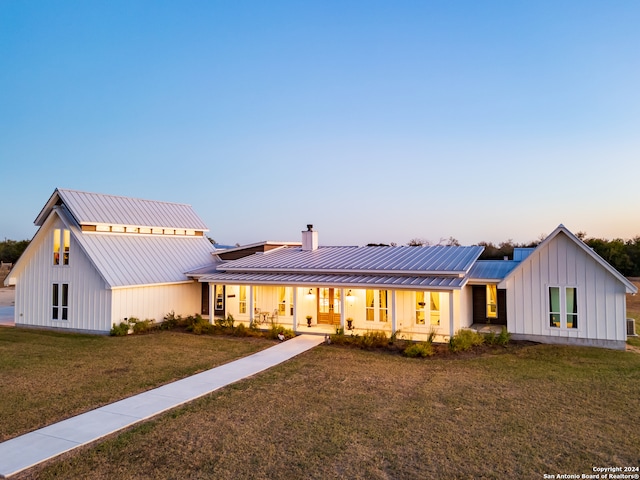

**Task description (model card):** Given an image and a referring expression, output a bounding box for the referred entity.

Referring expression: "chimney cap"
[306,224,314,231]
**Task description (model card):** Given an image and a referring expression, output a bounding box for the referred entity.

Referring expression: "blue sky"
[1,1,639,247]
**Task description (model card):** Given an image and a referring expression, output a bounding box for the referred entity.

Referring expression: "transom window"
[53,229,70,266]
[549,286,578,329]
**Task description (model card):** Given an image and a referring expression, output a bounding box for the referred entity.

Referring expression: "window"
[549,286,578,329]
[53,229,70,265]
[486,285,498,319]
[215,285,224,311]
[366,290,388,322]
[277,287,293,316]
[52,283,69,320]
[429,292,440,326]
[239,286,247,314]
[416,291,440,326]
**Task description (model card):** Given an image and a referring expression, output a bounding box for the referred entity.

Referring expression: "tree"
[0,239,30,264]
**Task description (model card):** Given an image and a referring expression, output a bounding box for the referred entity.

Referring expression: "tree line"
[3,233,640,277]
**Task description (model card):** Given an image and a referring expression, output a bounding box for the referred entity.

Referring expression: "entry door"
[318,288,341,325]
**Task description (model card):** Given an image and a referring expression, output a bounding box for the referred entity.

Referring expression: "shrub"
[403,342,434,358]
[160,311,185,330]
[186,314,214,335]
[360,331,388,348]
[110,321,130,336]
[131,318,154,334]
[450,329,485,352]
[497,326,511,346]
[215,314,235,329]
[232,323,249,337]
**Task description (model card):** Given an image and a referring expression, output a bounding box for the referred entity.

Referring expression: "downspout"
[208,283,213,324]
[249,286,255,327]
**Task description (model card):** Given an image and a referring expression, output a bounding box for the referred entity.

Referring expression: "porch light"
[346,290,354,303]
[306,289,315,299]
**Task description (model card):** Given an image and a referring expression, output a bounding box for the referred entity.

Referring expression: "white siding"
[110,282,201,326]
[14,215,111,332]
[504,232,627,345]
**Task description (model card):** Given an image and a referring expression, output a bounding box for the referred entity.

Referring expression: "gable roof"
[35,188,208,231]
[498,224,638,294]
[216,245,484,276]
[200,244,484,290]
[7,189,216,288]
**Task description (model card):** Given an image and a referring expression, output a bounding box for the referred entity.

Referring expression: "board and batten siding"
[14,214,112,333]
[502,232,627,349]
[110,282,201,326]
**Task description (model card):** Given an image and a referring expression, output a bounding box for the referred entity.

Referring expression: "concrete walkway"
[0,306,14,327]
[0,334,325,478]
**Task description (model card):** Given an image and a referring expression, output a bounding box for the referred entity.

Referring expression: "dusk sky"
[1,1,639,247]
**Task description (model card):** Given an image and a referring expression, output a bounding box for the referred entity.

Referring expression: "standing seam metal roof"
[216,245,484,274]
[56,206,215,288]
[36,189,209,230]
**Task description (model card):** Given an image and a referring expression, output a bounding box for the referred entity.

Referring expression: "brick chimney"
[302,224,318,251]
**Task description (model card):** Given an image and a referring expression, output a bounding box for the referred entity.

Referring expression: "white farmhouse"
[4,189,216,333]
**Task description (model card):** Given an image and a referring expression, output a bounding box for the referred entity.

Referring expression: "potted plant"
[306,315,312,327]
[346,317,354,330]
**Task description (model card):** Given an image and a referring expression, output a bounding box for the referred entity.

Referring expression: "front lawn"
[0,328,275,441]
[13,340,640,480]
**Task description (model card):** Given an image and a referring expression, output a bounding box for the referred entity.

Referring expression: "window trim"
[52,283,69,321]
[547,285,579,330]
[365,289,389,323]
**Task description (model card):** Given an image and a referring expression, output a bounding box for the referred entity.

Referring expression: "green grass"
[12,340,640,480]
[0,328,275,441]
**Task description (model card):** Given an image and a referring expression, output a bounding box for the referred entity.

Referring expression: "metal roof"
[200,272,468,290]
[35,188,209,230]
[56,206,215,288]
[468,260,520,281]
[216,245,484,276]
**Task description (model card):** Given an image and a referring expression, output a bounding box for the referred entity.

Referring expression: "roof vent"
[302,225,318,251]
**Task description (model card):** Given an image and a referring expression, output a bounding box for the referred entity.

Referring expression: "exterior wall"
[111,281,201,326]
[13,215,112,333]
[503,232,628,346]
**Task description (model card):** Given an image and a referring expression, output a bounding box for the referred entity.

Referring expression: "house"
[200,225,637,350]
[6,190,637,349]
[4,189,216,333]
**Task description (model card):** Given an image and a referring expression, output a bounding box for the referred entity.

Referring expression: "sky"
[1,1,639,247]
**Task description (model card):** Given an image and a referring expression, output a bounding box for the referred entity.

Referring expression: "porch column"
[449,291,455,340]
[340,288,345,330]
[292,287,298,334]
[391,290,397,334]
[208,283,214,324]
[249,286,255,327]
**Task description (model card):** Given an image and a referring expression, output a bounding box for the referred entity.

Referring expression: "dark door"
[472,285,507,325]
[201,283,210,315]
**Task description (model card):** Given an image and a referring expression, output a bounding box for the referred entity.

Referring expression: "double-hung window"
[52,283,69,320]
[549,286,578,329]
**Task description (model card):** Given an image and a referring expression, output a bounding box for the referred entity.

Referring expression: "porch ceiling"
[199,272,467,290]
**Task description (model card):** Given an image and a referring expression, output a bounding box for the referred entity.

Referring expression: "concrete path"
[0,334,325,478]
[0,306,14,326]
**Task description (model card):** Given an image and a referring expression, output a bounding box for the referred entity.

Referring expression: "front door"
[318,288,341,325]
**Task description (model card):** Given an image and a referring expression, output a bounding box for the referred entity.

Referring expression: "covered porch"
[202,281,464,341]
